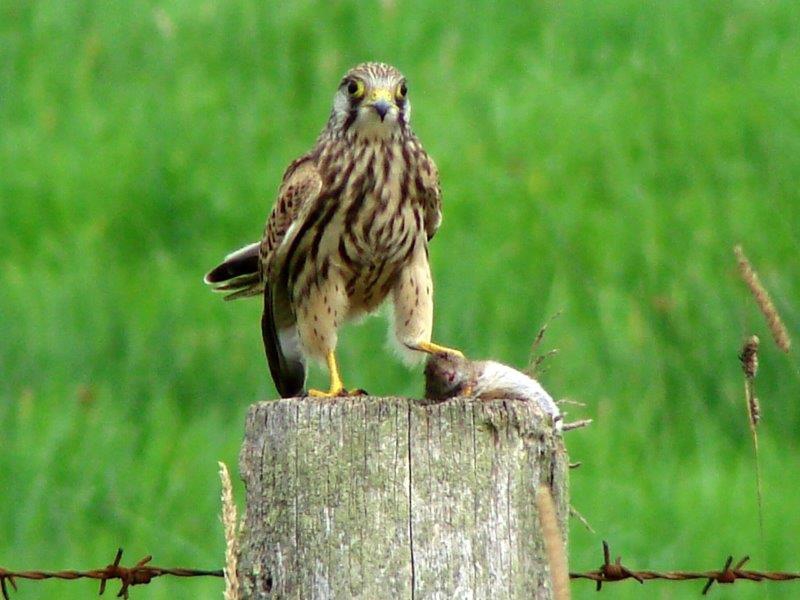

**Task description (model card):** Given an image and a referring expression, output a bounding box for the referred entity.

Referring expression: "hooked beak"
[366,88,394,122]
[373,100,391,121]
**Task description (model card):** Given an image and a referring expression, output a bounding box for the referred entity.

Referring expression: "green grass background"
[2,1,800,598]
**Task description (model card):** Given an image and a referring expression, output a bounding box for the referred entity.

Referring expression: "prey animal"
[424,353,562,429]
[205,62,460,397]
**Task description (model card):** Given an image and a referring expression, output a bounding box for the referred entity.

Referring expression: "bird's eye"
[347,79,365,99]
[396,82,408,100]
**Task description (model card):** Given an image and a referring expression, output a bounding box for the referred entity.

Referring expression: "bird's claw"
[307,387,367,398]
[410,341,464,358]
[308,387,345,398]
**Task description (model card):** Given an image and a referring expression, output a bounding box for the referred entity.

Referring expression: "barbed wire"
[570,541,800,594]
[0,548,223,599]
[4,541,800,597]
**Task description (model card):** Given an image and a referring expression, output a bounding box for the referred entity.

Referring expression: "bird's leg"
[408,341,464,358]
[308,351,346,398]
[393,249,463,361]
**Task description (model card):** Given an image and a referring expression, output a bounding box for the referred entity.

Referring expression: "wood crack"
[407,404,415,600]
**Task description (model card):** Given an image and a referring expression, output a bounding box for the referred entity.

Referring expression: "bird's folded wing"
[260,155,324,278]
[417,148,442,241]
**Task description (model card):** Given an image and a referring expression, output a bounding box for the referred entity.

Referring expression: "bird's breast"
[291,139,426,311]
[332,140,423,264]
[333,188,423,314]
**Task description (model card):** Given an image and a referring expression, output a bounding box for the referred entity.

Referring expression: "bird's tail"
[204,242,264,300]
[262,286,306,397]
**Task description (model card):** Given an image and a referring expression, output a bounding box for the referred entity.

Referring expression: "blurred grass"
[1,0,799,598]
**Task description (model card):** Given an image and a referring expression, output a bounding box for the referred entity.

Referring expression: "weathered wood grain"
[238,396,568,599]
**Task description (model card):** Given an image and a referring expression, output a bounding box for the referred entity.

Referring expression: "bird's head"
[330,62,410,141]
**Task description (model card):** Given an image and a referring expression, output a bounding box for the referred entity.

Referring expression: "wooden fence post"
[238,396,568,598]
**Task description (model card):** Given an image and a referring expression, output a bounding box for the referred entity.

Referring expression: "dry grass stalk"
[556,398,586,408]
[734,244,792,353]
[218,461,240,600]
[569,505,595,533]
[562,418,592,432]
[740,334,759,380]
[749,394,761,426]
[740,335,761,427]
[738,336,764,550]
[526,311,562,376]
[535,485,571,600]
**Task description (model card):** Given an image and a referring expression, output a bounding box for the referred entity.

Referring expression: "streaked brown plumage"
[205,62,460,397]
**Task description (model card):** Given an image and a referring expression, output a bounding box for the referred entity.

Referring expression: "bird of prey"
[205,62,460,398]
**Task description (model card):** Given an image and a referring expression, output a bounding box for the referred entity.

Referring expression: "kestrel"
[205,62,460,397]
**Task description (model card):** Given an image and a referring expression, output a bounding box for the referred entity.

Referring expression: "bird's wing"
[260,155,324,279]
[259,155,323,398]
[417,149,442,241]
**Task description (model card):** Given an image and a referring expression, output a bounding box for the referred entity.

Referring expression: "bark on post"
[238,396,569,599]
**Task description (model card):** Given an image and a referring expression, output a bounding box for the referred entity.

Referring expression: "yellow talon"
[308,351,346,398]
[410,341,464,358]
[308,388,342,397]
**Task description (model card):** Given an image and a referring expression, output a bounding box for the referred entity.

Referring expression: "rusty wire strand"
[5,541,800,596]
[0,548,223,599]
[570,541,800,594]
